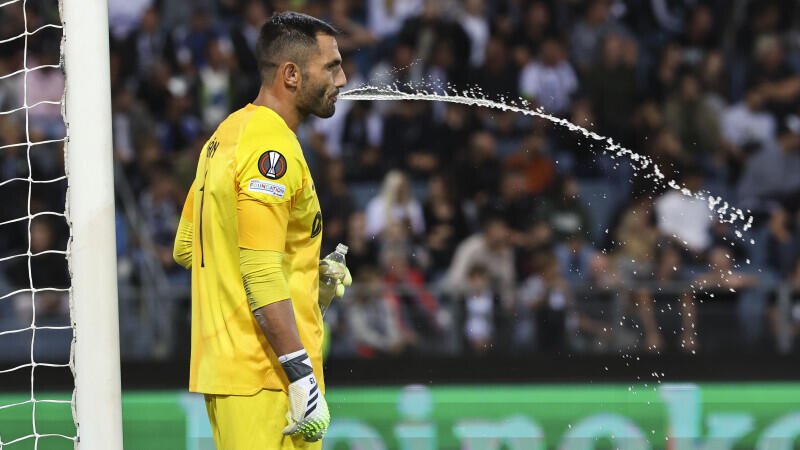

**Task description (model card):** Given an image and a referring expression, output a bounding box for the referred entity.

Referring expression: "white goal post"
[62,0,123,447]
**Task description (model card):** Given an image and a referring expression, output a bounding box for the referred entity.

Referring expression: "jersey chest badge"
[257,151,287,180]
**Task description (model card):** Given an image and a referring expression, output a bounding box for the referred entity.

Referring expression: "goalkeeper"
[172,12,347,448]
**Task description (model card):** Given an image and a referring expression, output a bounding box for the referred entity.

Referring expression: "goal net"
[0,0,122,448]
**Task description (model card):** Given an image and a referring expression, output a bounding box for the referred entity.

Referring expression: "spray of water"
[342,82,758,375]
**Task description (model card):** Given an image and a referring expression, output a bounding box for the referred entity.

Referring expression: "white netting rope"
[0,0,76,447]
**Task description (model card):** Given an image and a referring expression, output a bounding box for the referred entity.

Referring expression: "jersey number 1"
[199,138,218,268]
[199,182,206,268]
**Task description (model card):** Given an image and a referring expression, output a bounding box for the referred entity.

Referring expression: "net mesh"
[0,0,76,448]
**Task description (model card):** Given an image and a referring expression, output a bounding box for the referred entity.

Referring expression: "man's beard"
[299,81,336,118]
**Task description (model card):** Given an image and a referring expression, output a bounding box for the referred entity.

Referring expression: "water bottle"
[319,243,348,317]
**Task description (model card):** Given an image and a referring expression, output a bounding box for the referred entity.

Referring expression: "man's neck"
[252,86,305,133]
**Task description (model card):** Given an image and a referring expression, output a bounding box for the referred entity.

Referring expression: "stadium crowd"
[1,0,800,360]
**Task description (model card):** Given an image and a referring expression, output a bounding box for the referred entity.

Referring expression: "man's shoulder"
[243,109,302,155]
[223,110,302,166]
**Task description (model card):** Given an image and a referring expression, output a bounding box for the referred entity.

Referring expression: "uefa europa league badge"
[258,151,287,180]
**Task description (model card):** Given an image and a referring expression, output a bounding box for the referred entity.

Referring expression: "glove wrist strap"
[279,349,313,383]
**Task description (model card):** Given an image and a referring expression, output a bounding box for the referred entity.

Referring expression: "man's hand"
[279,350,330,441]
[320,259,352,298]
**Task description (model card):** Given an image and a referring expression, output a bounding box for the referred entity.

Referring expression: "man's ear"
[281,62,301,89]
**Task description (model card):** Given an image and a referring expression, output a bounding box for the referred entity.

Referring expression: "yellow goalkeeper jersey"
[180,104,324,395]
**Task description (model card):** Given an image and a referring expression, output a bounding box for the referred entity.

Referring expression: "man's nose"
[335,70,347,88]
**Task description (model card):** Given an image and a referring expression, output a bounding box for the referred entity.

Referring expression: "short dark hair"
[256,12,338,83]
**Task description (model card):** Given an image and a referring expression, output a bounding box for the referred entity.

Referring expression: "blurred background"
[2,0,800,448]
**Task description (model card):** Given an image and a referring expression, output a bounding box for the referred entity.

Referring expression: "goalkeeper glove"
[279,349,330,442]
[333,263,352,298]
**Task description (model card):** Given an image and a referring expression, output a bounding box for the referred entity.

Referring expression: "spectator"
[108,0,153,40]
[663,72,723,158]
[139,163,183,272]
[722,86,777,152]
[381,244,440,344]
[538,175,591,242]
[699,50,728,115]
[120,6,177,79]
[509,1,554,66]
[435,104,478,163]
[518,37,578,116]
[135,60,173,118]
[497,169,537,234]
[113,87,156,165]
[737,131,800,215]
[174,10,218,69]
[458,131,502,210]
[765,206,800,276]
[198,38,235,128]
[469,36,520,100]
[346,268,409,357]
[504,133,557,197]
[230,0,268,105]
[749,34,794,89]
[654,170,713,254]
[569,0,630,72]
[364,170,425,240]
[515,253,576,353]
[576,253,655,353]
[649,43,683,102]
[369,42,418,88]
[645,127,693,171]
[678,4,718,68]
[397,0,472,87]
[692,246,762,350]
[583,33,639,142]
[339,101,384,181]
[367,0,423,41]
[461,264,498,355]
[458,0,489,68]
[382,101,438,175]
[423,174,468,278]
[443,215,515,309]
[613,196,659,280]
[750,35,800,122]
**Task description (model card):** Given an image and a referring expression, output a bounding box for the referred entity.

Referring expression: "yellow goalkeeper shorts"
[204,388,323,449]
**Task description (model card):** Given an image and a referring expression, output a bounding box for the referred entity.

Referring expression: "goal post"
[62,0,123,447]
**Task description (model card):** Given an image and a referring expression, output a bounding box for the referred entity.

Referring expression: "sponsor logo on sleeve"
[248,179,286,199]
[310,211,322,238]
[257,150,287,180]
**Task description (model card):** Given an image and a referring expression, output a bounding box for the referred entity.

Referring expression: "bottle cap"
[336,243,349,255]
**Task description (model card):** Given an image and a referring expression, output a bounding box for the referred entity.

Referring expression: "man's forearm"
[241,248,302,355]
[253,299,304,357]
